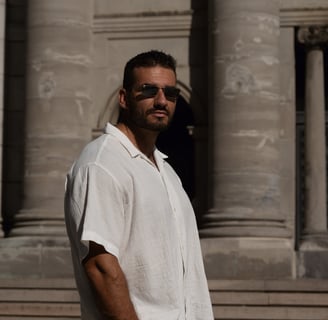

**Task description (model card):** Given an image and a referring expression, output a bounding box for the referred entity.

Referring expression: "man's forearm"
[90,267,138,319]
[83,242,139,319]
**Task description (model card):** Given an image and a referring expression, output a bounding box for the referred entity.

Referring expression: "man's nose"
[154,88,167,105]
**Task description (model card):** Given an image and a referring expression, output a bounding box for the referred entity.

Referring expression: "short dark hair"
[123,50,177,90]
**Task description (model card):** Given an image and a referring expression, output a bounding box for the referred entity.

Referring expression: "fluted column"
[0,0,5,238]
[10,0,94,237]
[201,0,288,237]
[298,26,328,237]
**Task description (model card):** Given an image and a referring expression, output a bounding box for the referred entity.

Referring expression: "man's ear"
[118,88,128,109]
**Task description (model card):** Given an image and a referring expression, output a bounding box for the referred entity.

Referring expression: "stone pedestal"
[297,237,328,279]
[202,238,293,280]
[0,236,74,279]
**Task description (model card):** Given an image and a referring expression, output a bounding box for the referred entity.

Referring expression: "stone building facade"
[0,0,328,285]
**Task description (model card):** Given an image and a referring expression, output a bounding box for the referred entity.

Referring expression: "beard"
[125,101,174,132]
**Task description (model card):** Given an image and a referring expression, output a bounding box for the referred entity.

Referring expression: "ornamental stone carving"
[297,26,328,47]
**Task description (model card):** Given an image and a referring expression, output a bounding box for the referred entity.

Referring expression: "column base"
[0,236,74,279]
[201,237,294,280]
[199,219,291,238]
[9,209,67,237]
[297,233,328,278]
[200,210,290,238]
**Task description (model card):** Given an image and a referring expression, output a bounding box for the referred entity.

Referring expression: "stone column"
[201,0,288,238]
[298,26,328,236]
[0,0,5,238]
[10,0,94,237]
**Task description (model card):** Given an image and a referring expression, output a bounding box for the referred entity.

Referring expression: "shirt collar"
[105,122,168,162]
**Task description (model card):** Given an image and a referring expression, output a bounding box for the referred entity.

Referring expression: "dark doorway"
[156,96,195,200]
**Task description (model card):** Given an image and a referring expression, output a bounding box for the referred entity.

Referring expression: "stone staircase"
[209,279,328,320]
[0,278,80,319]
[0,278,327,319]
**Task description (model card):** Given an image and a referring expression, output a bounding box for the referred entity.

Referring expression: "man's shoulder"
[71,133,125,173]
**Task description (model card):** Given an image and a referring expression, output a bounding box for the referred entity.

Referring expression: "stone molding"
[280,8,328,26]
[92,8,328,37]
[279,0,328,10]
[93,11,193,39]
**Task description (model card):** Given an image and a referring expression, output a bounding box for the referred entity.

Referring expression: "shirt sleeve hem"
[81,230,120,261]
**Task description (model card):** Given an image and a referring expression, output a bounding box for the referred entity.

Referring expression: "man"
[65,50,214,320]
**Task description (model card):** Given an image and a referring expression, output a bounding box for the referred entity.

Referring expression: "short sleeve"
[71,164,125,261]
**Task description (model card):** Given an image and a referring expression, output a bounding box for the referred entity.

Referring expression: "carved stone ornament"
[297,26,328,48]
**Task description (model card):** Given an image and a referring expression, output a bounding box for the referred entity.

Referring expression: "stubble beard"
[129,107,173,133]
[135,113,171,132]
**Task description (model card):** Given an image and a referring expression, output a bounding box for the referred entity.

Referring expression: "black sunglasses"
[136,84,180,101]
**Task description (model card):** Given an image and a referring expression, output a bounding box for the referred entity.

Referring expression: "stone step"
[0,278,80,319]
[209,279,328,320]
[1,278,328,319]
[0,289,79,302]
[0,318,77,320]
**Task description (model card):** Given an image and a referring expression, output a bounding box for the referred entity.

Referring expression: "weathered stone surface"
[201,237,293,280]
[0,237,74,279]
[202,0,289,240]
[13,0,94,237]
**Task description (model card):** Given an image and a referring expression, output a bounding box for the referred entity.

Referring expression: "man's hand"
[83,241,139,319]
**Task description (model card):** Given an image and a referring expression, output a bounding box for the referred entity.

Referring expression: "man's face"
[119,66,178,132]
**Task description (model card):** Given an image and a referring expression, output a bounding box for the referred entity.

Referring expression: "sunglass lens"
[140,85,180,100]
[141,85,158,98]
[164,87,180,99]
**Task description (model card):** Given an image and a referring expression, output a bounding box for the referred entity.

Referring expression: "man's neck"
[116,122,158,161]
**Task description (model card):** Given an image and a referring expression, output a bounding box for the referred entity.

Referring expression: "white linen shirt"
[65,123,214,320]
